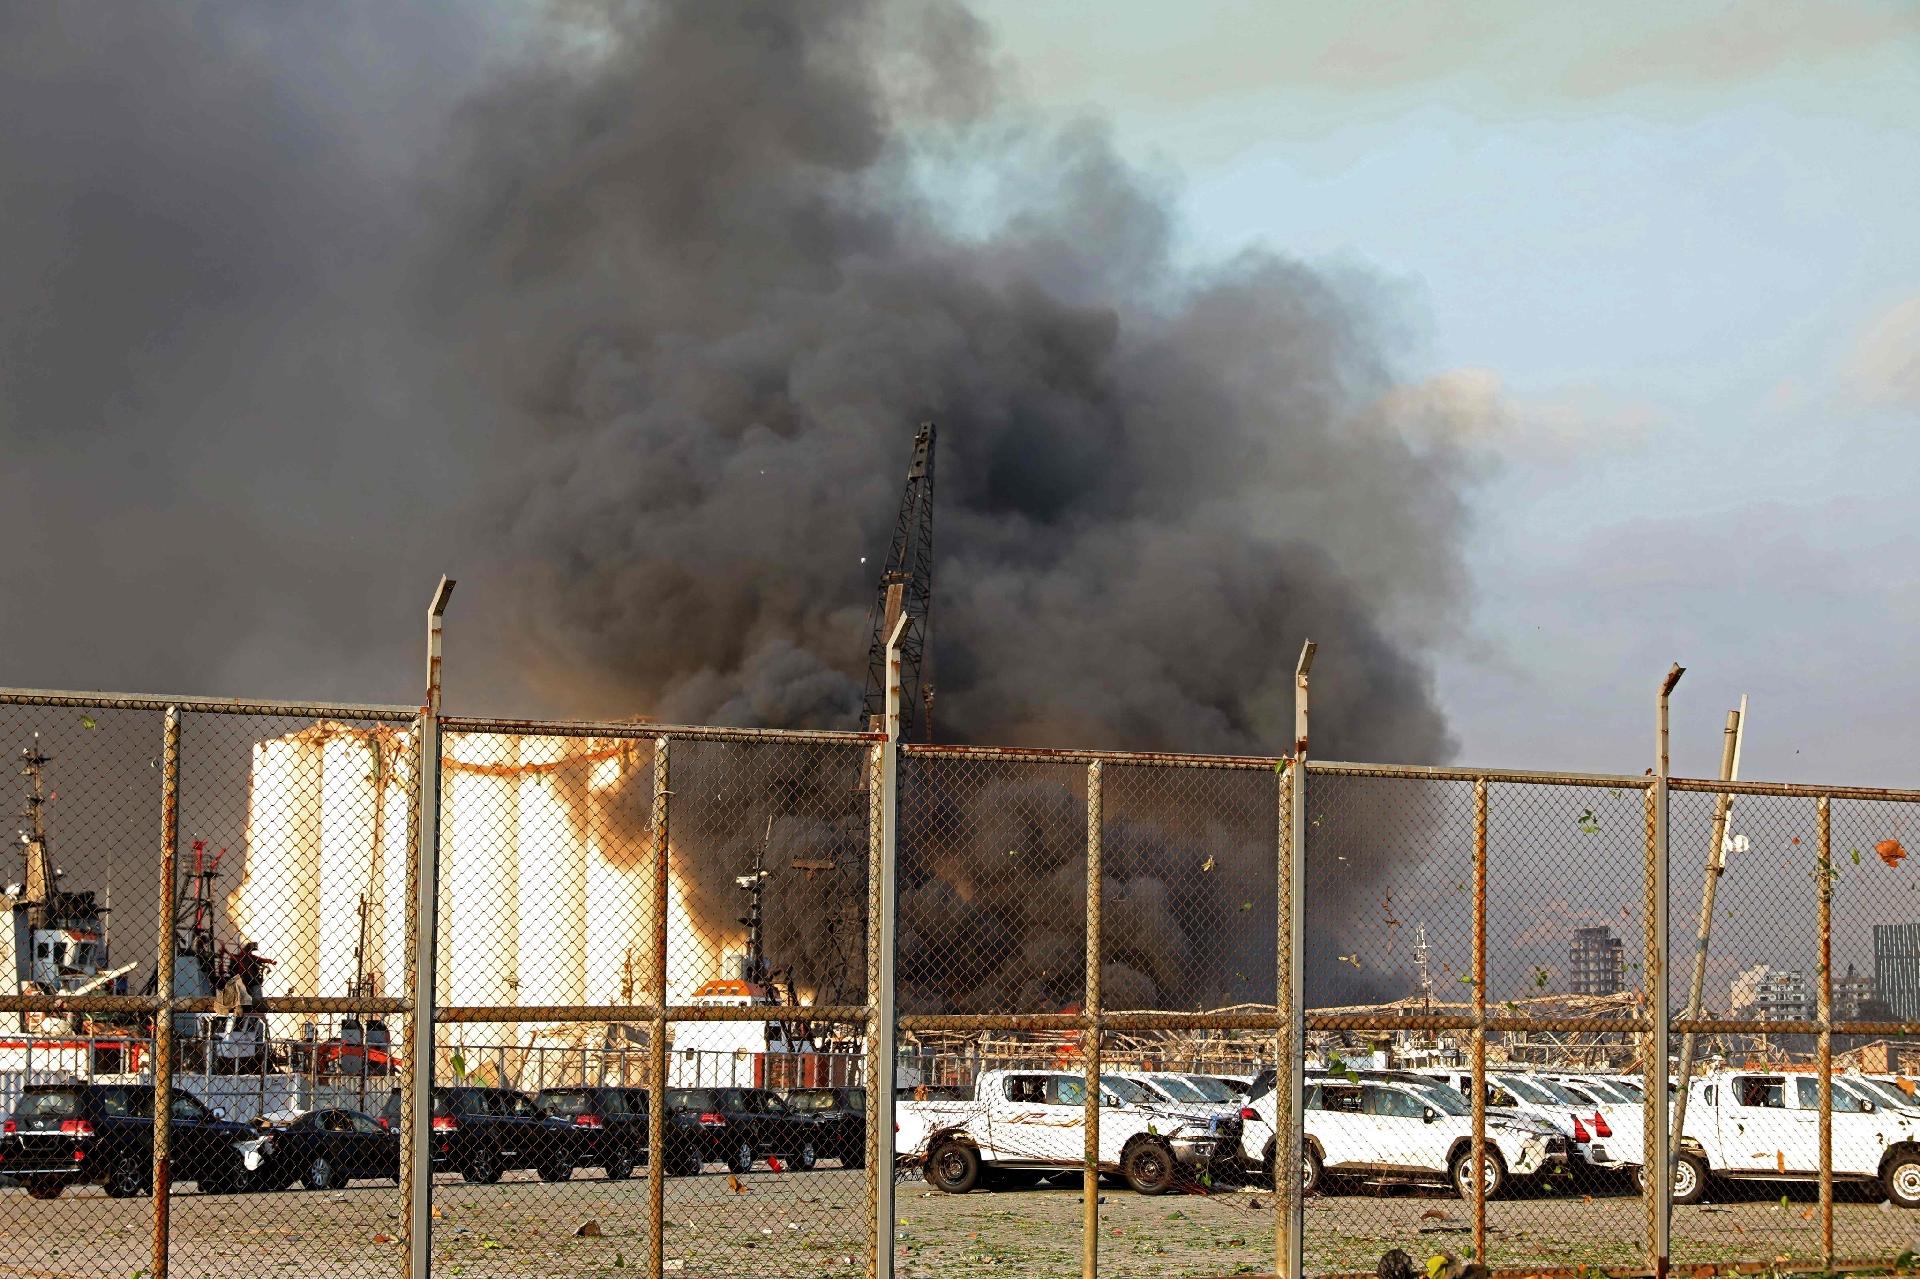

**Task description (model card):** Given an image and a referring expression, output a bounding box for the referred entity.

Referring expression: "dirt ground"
[1,1168,1918,1279]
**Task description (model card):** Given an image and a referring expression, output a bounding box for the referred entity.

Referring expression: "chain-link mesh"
[15,684,1920,1278]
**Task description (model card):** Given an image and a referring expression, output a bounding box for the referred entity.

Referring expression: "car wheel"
[25,1176,64,1200]
[538,1157,573,1183]
[462,1150,501,1185]
[671,1147,703,1177]
[1301,1144,1323,1195]
[795,1139,818,1172]
[1671,1152,1709,1206]
[1122,1138,1176,1196]
[605,1146,636,1181]
[727,1140,754,1175]
[1449,1147,1506,1201]
[104,1154,147,1199]
[199,1159,244,1196]
[1885,1150,1920,1208]
[302,1156,337,1192]
[925,1140,980,1194]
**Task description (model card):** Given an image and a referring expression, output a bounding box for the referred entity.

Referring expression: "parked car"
[895,1069,1238,1196]
[662,1087,826,1174]
[0,1084,267,1199]
[257,1108,398,1190]
[1666,1072,1920,1206]
[534,1086,648,1180]
[380,1086,584,1184]
[781,1087,866,1167]
[1238,1072,1568,1198]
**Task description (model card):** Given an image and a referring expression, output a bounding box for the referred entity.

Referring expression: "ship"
[1,738,142,1075]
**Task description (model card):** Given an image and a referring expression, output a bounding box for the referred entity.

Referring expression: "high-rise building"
[1874,924,1920,1021]
[1728,964,1813,1022]
[1570,926,1625,996]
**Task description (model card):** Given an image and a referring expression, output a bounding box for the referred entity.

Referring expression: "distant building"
[1570,927,1625,996]
[1874,924,1920,1021]
[1835,963,1888,1022]
[1728,964,1813,1022]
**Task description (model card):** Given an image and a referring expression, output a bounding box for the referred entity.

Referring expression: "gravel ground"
[2,1169,1919,1278]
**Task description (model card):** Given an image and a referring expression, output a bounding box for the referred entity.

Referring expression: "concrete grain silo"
[441,733,519,1040]
[233,732,322,1031]
[514,736,588,1011]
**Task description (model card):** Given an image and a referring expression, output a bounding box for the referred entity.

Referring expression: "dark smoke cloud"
[2,1,1469,1011]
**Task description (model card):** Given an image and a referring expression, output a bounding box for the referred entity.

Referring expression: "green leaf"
[448,1052,467,1079]
[1006,848,1019,858]
[1426,1255,1448,1279]
[1458,975,1476,986]
[1852,848,1863,865]
[1239,901,1253,912]
[80,714,97,730]
[1779,1194,1789,1210]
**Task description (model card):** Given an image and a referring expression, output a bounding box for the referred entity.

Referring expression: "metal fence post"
[1670,704,1742,1167]
[407,576,453,1279]
[1649,663,1682,1279]
[1279,640,1314,1279]
[869,615,906,1279]
[1816,795,1834,1268]
[647,735,672,1279]
[1083,759,1102,1279]
[151,705,181,1279]
[1471,777,1489,1265]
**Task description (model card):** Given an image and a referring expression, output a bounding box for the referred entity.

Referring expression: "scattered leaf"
[79,714,97,730]
[1852,847,1863,865]
[1792,836,1801,846]
[573,1221,602,1238]
[1338,953,1361,969]
[1533,967,1551,989]
[1201,855,1215,873]
[727,1175,746,1195]
[1880,838,1908,868]
[1239,901,1253,912]
[1005,848,1019,858]
[1576,808,1600,835]
[1458,975,1476,986]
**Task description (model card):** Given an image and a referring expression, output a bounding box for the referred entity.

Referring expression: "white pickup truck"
[1666,1072,1920,1207]
[895,1069,1239,1195]
[1239,1072,1569,1198]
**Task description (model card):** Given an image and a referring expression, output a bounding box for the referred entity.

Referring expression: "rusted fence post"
[1471,777,1489,1265]
[1279,640,1314,1279]
[1083,759,1102,1279]
[1671,704,1743,1170]
[647,735,672,1279]
[150,705,181,1279]
[869,613,905,1279]
[1816,795,1834,1268]
[1648,663,1682,1278]
[406,577,452,1279]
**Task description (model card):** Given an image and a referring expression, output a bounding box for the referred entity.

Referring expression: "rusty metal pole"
[407,576,452,1279]
[862,732,891,1279]
[647,736,672,1279]
[1471,778,1489,1265]
[1279,640,1314,1279]
[1083,759,1102,1279]
[150,706,181,1279]
[1670,703,1743,1167]
[1816,795,1834,1268]
[1648,663,1682,1279]
[870,613,905,1279]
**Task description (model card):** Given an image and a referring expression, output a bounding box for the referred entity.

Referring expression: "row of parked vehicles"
[0,1081,868,1199]
[893,1065,1920,1208]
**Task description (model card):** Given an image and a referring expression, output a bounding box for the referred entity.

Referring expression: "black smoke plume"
[2,1,1469,1010]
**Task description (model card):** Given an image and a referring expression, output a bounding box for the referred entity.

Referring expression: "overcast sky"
[974,0,1920,786]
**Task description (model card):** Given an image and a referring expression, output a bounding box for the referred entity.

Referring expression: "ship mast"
[18,736,57,926]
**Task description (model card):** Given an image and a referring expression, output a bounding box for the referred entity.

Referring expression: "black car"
[781,1087,866,1167]
[380,1086,584,1184]
[0,1084,262,1199]
[527,1086,711,1178]
[259,1108,398,1190]
[665,1086,826,1173]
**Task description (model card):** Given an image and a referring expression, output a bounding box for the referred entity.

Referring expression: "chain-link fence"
[6,657,1920,1279]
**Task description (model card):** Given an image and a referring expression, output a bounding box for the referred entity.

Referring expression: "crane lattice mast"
[860,422,935,740]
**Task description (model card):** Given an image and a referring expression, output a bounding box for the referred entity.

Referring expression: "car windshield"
[1100,1076,1155,1105]
[1182,1077,1238,1103]
[667,1089,714,1111]
[1408,1084,1470,1116]
[1148,1077,1206,1103]
[1862,1080,1918,1110]
[15,1090,80,1119]
[1576,1079,1626,1103]
[785,1092,840,1112]
[1495,1076,1555,1105]
[539,1090,594,1116]
[1610,1080,1644,1101]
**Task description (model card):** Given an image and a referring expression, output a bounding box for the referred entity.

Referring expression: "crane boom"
[860,422,935,739]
